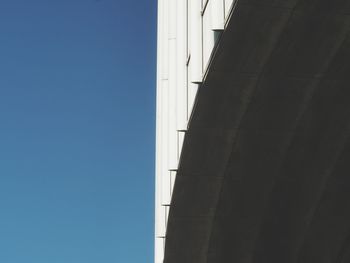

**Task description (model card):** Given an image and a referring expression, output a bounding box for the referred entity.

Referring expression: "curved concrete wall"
[162,0,350,262]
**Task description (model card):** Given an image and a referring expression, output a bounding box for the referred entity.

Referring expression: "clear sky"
[0,1,156,262]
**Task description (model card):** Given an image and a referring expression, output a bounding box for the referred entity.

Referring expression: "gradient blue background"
[0,1,156,262]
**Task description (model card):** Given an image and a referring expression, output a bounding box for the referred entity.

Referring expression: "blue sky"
[0,1,156,262]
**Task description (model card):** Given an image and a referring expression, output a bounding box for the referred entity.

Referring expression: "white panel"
[161,170,171,206]
[177,131,185,160]
[168,0,178,171]
[176,0,188,132]
[161,80,171,206]
[168,0,177,38]
[155,237,164,263]
[155,202,164,236]
[155,0,209,262]
[186,0,191,59]
[203,1,215,70]
[170,170,177,196]
[165,205,170,228]
[156,204,167,237]
[224,0,234,19]
[187,63,199,120]
[154,87,163,237]
[189,82,199,120]
[161,0,169,80]
[155,0,166,242]
[189,0,203,83]
[168,40,178,171]
[211,0,225,30]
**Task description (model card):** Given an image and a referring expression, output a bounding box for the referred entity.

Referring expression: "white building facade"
[155,1,236,262]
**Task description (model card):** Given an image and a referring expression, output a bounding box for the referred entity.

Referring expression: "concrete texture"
[164,0,350,262]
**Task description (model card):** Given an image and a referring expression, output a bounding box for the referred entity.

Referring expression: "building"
[155,0,350,262]
[155,0,235,261]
